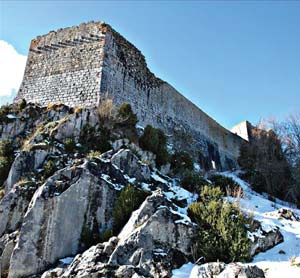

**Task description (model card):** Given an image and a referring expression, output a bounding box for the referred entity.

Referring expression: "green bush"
[81,225,113,249]
[117,103,138,128]
[64,138,76,153]
[0,140,15,187]
[139,125,169,167]
[80,226,99,249]
[112,184,149,235]
[79,124,112,154]
[0,139,14,158]
[170,151,193,174]
[0,156,10,187]
[18,99,27,110]
[188,185,251,263]
[99,229,113,243]
[43,160,57,177]
[0,105,10,123]
[210,175,242,197]
[181,171,207,192]
[238,128,292,200]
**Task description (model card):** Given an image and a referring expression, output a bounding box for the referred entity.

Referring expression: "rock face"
[190,262,265,278]
[109,191,194,277]
[39,192,195,278]
[0,232,18,277]
[0,181,37,237]
[15,21,244,170]
[0,104,285,278]
[8,163,119,278]
[111,149,151,182]
[6,150,48,192]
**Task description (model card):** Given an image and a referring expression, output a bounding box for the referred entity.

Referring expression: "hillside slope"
[173,172,300,277]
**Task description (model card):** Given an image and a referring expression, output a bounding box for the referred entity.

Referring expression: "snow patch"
[59,256,73,265]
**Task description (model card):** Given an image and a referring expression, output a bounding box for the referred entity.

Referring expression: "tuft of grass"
[87,151,102,159]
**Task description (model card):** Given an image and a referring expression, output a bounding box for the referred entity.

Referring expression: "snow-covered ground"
[172,171,300,278]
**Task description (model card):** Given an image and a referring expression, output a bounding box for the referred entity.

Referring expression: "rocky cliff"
[0,102,284,278]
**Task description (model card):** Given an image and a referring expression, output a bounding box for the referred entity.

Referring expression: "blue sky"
[0,1,299,129]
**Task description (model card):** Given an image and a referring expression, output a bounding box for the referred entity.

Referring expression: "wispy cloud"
[0,40,27,104]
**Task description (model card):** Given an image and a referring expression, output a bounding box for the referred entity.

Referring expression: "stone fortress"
[15,21,246,170]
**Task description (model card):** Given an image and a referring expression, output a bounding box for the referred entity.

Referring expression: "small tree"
[43,160,57,178]
[210,174,242,197]
[18,99,27,110]
[181,170,207,192]
[238,126,292,200]
[0,139,15,187]
[188,185,251,263]
[117,103,138,128]
[139,125,169,167]
[112,185,148,235]
[64,138,76,153]
[170,151,193,174]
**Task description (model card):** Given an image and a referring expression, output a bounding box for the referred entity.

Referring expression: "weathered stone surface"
[36,192,194,278]
[112,139,156,165]
[190,262,265,278]
[0,181,37,237]
[51,109,99,142]
[5,149,48,192]
[0,232,18,277]
[111,149,151,182]
[108,191,195,277]
[15,21,244,170]
[8,165,118,278]
[250,226,283,256]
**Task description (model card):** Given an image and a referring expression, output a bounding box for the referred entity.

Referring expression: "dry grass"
[98,98,114,121]
[87,151,102,159]
[46,102,64,111]
[74,106,82,114]
[290,256,300,267]
[226,185,244,200]
[0,189,5,200]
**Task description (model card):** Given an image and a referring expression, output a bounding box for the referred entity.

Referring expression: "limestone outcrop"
[0,104,285,278]
[248,223,284,256]
[111,149,151,182]
[38,192,195,278]
[7,163,118,278]
[190,262,265,278]
[0,181,37,237]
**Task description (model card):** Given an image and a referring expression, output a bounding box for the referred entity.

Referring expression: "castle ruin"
[15,21,245,170]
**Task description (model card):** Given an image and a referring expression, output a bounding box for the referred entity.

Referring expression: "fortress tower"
[15,21,245,170]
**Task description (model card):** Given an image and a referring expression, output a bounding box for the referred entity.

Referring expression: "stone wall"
[16,22,107,106]
[16,21,245,170]
[101,26,244,169]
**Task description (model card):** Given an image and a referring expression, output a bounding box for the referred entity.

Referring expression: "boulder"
[268,208,300,222]
[59,237,119,278]
[0,231,18,277]
[0,181,37,237]
[111,149,151,182]
[190,262,265,278]
[8,164,118,278]
[249,224,283,256]
[5,149,48,192]
[51,109,99,142]
[38,192,195,278]
[112,139,156,165]
[109,191,195,277]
